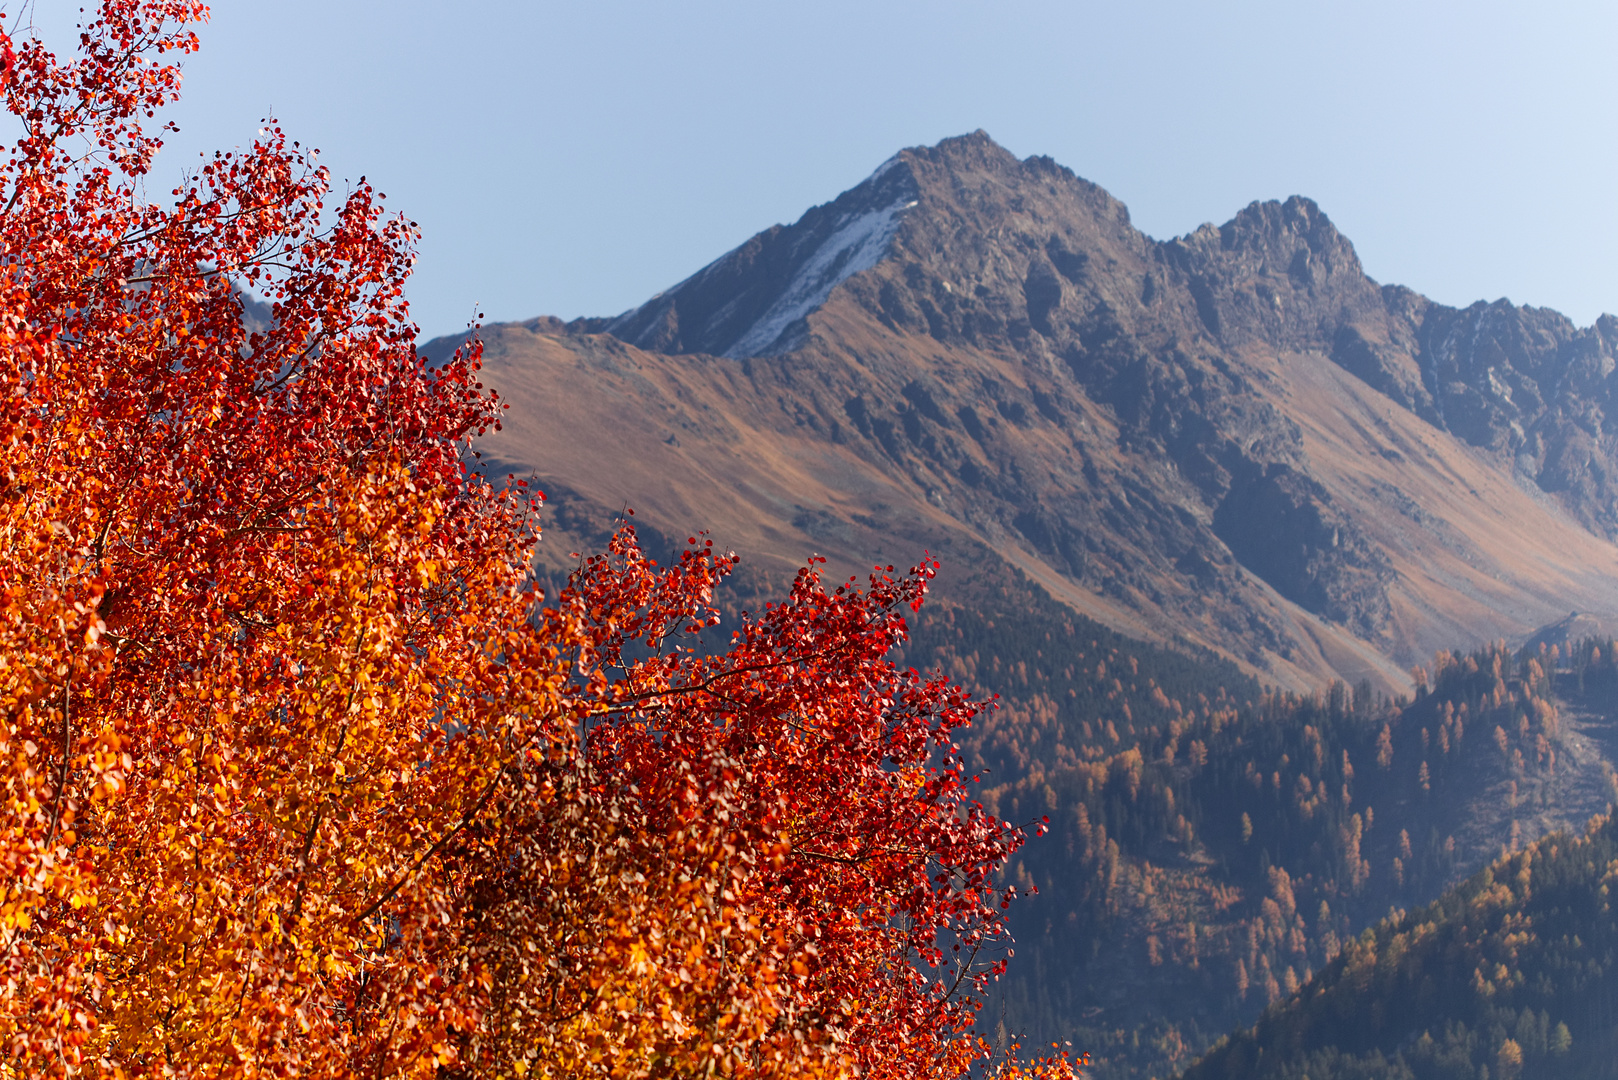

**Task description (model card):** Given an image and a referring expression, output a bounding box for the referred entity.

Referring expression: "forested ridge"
[1184,649,1618,1079]
[902,562,1616,1079]
[1182,814,1606,1079]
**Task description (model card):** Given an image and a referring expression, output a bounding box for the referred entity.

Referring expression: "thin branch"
[351,762,510,927]
[287,803,326,927]
[44,682,70,850]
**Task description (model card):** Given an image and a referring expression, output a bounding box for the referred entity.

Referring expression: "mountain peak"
[601,148,923,358]
[599,130,1138,360]
[909,127,1020,169]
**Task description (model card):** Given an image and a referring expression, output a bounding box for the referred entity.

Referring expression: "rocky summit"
[434,131,1618,694]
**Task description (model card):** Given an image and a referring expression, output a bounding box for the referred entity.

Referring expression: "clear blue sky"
[21,1,1618,341]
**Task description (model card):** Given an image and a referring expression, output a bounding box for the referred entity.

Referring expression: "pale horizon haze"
[17,1,1618,342]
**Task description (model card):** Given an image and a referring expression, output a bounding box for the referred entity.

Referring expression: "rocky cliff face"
[440,132,1618,692]
[591,156,921,359]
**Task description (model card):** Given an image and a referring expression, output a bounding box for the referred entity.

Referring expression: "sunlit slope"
[464,319,1393,691]
[1264,344,1618,662]
[463,304,1618,698]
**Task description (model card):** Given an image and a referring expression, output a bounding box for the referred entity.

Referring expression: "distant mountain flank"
[428,132,1618,1080]
[435,130,1618,694]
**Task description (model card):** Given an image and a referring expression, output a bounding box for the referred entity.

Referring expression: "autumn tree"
[448,530,1038,1079]
[0,4,1062,1078]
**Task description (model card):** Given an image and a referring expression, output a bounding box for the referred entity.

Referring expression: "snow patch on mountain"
[723,191,915,358]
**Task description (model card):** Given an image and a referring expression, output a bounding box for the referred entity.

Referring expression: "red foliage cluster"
[470,530,1031,1076]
